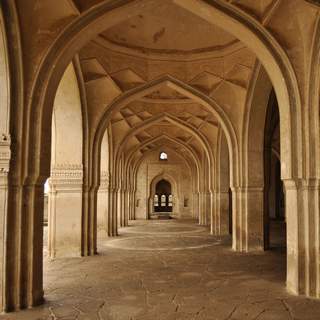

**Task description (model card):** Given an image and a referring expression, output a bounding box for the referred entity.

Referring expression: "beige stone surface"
[0,0,320,313]
[3,220,320,320]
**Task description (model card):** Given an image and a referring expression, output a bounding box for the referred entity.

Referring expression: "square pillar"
[284,178,320,297]
[108,187,118,236]
[231,186,264,252]
[212,190,229,235]
[48,165,83,258]
[97,171,109,233]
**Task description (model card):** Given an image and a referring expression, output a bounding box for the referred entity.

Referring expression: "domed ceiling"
[100,1,238,54]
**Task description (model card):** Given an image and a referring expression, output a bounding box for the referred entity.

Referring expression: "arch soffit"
[0,7,10,135]
[242,62,272,186]
[97,76,234,165]
[308,14,320,178]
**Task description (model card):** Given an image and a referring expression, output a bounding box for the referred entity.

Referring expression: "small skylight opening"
[159,151,168,160]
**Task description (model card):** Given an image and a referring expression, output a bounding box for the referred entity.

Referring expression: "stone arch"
[127,137,201,222]
[243,54,319,296]
[149,172,179,218]
[3,0,307,310]
[174,0,302,180]
[109,113,213,225]
[26,0,301,186]
[132,145,199,221]
[125,134,201,185]
[308,14,320,179]
[94,76,236,190]
[114,112,214,176]
[243,63,272,189]
[0,6,12,312]
[22,0,302,250]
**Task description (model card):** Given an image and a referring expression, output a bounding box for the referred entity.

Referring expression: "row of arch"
[0,0,319,312]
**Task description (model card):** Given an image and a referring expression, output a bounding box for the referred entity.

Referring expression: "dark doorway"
[154,179,173,212]
[264,90,286,250]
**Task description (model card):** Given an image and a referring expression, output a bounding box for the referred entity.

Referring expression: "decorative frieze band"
[0,133,11,175]
[49,164,83,189]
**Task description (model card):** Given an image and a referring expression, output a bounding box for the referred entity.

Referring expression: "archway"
[154,179,172,213]
[94,77,231,239]
[148,172,179,219]
[125,135,201,224]
[263,90,286,250]
[1,0,315,312]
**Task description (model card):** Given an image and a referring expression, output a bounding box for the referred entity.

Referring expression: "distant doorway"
[154,179,173,212]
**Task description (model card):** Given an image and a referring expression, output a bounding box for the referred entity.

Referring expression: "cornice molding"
[93,36,245,62]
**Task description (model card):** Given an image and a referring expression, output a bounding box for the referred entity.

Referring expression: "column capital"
[282,178,320,190]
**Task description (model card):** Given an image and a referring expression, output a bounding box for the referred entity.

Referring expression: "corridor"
[4,220,320,320]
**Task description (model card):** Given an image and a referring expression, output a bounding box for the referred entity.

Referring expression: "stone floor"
[4,219,320,320]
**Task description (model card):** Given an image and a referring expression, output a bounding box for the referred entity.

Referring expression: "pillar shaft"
[212,190,229,235]
[48,165,83,258]
[97,171,109,233]
[284,178,320,297]
[232,187,264,252]
[108,187,118,236]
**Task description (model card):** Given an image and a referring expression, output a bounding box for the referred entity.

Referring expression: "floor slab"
[3,220,320,320]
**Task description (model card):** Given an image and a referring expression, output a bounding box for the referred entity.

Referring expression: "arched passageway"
[264,90,286,250]
[0,0,320,314]
[154,179,172,213]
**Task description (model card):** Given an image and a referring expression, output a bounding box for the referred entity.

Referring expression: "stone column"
[193,192,200,219]
[132,189,136,220]
[97,171,109,233]
[199,192,206,225]
[212,190,229,236]
[107,187,118,236]
[284,178,320,297]
[148,197,153,219]
[128,189,134,220]
[117,189,124,227]
[48,164,83,258]
[231,186,264,252]
[0,134,11,311]
[208,191,213,227]
[123,189,129,226]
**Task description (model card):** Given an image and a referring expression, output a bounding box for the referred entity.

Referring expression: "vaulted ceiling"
[16,0,318,168]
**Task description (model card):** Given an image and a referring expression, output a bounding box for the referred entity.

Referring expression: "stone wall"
[135,148,194,219]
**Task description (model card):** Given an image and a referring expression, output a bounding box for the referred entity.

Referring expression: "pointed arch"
[93,76,236,190]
